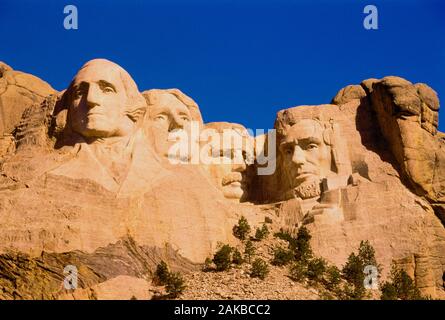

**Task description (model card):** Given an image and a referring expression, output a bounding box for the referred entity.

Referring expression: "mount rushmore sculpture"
[0,59,444,299]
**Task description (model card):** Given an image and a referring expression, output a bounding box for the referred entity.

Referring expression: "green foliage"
[154,260,170,285]
[250,258,269,280]
[273,226,312,263]
[336,283,358,300]
[340,241,381,300]
[319,290,336,300]
[307,257,327,282]
[380,264,424,300]
[166,272,187,298]
[341,252,366,299]
[380,282,398,300]
[213,244,233,271]
[202,257,213,272]
[295,226,313,263]
[324,265,342,292]
[153,261,187,298]
[244,240,255,263]
[255,224,270,240]
[233,216,251,240]
[358,240,381,274]
[289,261,307,282]
[232,248,244,265]
[342,253,363,287]
[271,247,294,266]
[274,230,298,251]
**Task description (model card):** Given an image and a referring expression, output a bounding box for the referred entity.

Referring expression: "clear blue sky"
[1,0,444,131]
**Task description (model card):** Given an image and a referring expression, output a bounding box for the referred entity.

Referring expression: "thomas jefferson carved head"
[143,89,203,159]
[65,59,146,140]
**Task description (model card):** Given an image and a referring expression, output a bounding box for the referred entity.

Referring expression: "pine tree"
[233,216,251,240]
[213,244,233,271]
[244,240,255,263]
[250,258,269,280]
[154,260,170,285]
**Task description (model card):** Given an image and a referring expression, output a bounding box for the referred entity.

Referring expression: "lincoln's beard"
[293,179,321,199]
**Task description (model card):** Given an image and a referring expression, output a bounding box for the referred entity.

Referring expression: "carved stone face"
[69,61,133,139]
[148,92,192,158]
[279,119,332,199]
[204,123,253,201]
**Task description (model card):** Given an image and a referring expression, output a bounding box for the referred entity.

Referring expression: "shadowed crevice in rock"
[432,204,445,228]
[354,97,398,173]
[0,235,199,300]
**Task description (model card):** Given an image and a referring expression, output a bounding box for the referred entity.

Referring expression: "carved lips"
[222,172,244,187]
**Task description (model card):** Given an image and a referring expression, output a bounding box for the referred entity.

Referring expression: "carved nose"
[86,85,101,108]
[232,160,246,172]
[292,146,306,165]
[232,150,247,172]
[168,114,185,132]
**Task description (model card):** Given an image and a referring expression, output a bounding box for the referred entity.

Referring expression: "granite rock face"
[0,60,444,299]
[0,62,55,137]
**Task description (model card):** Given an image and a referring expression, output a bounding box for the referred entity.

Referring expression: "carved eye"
[180,116,190,122]
[154,114,168,121]
[102,86,115,93]
[306,143,318,150]
[72,87,84,99]
[285,147,293,156]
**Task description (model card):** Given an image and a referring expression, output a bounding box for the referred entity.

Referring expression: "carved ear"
[323,128,333,146]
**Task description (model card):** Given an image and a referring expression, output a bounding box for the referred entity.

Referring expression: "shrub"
[340,241,381,300]
[337,283,357,300]
[244,240,255,263]
[391,268,422,300]
[324,265,342,291]
[295,226,313,263]
[271,247,294,266]
[213,244,233,271]
[255,224,270,240]
[166,272,187,298]
[358,240,381,276]
[289,261,307,282]
[380,264,423,300]
[232,249,244,265]
[319,290,336,300]
[202,257,213,272]
[154,260,170,285]
[341,252,366,299]
[274,229,297,250]
[250,258,269,280]
[233,216,251,240]
[307,257,327,282]
[380,282,398,300]
[153,261,187,298]
[274,227,312,262]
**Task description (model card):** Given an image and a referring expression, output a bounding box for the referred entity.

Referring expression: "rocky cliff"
[0,59,443,299]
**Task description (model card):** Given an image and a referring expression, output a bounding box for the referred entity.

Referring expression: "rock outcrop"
[0,62,55,136]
